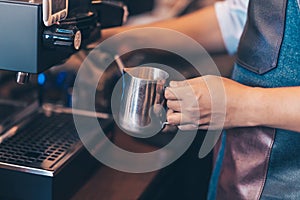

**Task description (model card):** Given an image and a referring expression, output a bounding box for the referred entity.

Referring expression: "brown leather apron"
[215,0,287,199]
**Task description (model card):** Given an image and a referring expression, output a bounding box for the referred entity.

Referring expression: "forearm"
[101,5,226,54]
[246,86,300,132]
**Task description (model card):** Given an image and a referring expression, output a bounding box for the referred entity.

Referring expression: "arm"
[101,0,249,55]
[249,86,300,132]
[101,5,227,54]
[165,76,300,133]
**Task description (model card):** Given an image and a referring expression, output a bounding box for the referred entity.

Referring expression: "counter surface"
[71,126,159,200]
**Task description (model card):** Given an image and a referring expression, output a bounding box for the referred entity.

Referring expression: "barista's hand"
[164,75,255,130]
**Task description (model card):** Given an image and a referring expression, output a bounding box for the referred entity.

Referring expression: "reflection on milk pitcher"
[118,66,169,135]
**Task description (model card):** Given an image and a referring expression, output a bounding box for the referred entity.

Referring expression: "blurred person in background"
[101,0,300,199]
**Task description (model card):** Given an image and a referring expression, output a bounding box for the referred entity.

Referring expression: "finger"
[167,112,198,125]
[164,87,179,100]
[166,100,182,112]
[167,112,181,124]
[178,124,199,131]
[169,80,188,87]
[165,86,192,100]
[166,108,174,115]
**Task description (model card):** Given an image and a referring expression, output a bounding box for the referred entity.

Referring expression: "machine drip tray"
[0,106,113,200]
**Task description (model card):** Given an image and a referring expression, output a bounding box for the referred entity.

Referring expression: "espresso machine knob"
[43,25,82,50]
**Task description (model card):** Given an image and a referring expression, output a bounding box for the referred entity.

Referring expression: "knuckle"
[166,100,172,108]
[167,115,175,124]
[164,90,171,99]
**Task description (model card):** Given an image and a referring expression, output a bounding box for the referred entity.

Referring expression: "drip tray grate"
[0,107,113,200]
[0,111,80,170]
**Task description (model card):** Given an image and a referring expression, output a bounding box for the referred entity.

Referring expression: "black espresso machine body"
[0,0,127,75]
[0,0,71,74]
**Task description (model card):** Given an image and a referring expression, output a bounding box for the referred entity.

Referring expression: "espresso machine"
[0,0,128,83]
[0,0,127,199]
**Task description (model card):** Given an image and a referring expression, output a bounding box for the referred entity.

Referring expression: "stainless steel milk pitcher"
[118,66,169,135]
